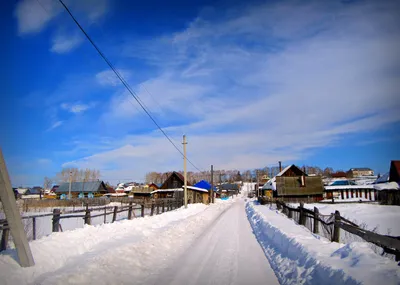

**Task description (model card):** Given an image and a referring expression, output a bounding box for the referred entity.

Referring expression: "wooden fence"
[274,200,400,261]
[0,198,183,252]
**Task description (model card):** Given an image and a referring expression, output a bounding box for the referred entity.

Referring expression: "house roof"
[374,173,390,184]
[25,187,42,195]
[350,168,373,171]
[56,181,107,193]
[150,188,183,194]
[220,183,239,191]
[160,171,189,189]
[194,180,217,191]
[374,182,399,191]
[186,186,209,193]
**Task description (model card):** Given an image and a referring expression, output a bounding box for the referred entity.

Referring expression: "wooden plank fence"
[275,200,400,261]
[0,198,182,251]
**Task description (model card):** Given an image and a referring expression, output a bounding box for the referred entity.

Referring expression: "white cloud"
[14,0,62,34]
[50,33,83,54]
[61,102,96,113]
[96,69,131,86]
[47,121,64,131]
[64,0,400,180]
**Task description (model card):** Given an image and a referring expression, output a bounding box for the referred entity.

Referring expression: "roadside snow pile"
[0,199,235,285]
[246,202,400,285]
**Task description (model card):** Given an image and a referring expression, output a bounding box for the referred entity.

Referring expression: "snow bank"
[246,202,400,285]
[0,199,236,285]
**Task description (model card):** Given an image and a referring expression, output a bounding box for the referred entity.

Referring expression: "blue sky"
[1,0,400,187]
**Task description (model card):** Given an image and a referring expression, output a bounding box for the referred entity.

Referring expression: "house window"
[173,180,178,188]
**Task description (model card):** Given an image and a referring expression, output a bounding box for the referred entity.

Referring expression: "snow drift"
[246,201,400,285]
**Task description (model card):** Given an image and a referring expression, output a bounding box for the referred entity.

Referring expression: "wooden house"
[55,181,108,198]
[262,164,324,201]
[374,161,400,205]
[160,171,189,189]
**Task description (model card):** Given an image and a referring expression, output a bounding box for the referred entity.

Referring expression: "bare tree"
[43,176,52,190]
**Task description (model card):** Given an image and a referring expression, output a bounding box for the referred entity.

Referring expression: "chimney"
[279,161,282,172]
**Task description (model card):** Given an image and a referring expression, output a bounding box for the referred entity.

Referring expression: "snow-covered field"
[0,198,237,285]
[291,203,400,236]
[246,201,400,285]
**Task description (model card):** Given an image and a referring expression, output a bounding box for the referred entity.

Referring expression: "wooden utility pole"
[256,170,260,198]
[68,171,72,200]
[183,135,188,208]
[0,149,34,267]
[210,165,214,203]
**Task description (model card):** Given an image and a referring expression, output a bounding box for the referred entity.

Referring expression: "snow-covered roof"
[150,188,183,194]
[373,182,399,191]
[261,165,294,191]
[324,185,375,190]
[374,173,389,184]
[186,186,209,193]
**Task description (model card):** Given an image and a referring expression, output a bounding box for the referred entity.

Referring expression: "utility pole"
[210,165,214,203]
[68,171,72,200]
[183,135,188,208]
[256,170,259,198]
[0,149,34,267]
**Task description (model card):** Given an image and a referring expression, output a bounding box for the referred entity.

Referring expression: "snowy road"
[148,199,279,285]
[0,198,279,285]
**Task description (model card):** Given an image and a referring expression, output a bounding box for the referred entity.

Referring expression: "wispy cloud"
[46,120,64,132]
[14,0,109,52]
[50,32,83,54]
[14,0,62,35]
[60,102,96,114]
[96,69,131,86]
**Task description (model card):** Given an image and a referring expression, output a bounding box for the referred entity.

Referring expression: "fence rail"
[0,198,183,252]
[274,200,400,262]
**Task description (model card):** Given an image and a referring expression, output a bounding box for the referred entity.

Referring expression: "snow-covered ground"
[291,203,400,236]
[2,197,275,285]
[1,202,152,242]
[246,201,400,285]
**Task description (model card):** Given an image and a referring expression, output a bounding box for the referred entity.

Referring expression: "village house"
[151,171,188,199]
[55,181,108,199]
[262,164,324,202]
[373,160,400,205]
[348,167,374,177]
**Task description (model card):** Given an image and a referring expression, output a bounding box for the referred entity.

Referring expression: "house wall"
[276,176,324,196]
[187,189,209,205]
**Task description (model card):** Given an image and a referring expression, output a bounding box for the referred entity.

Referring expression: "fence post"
[32,217,36,240]
[0,225,9,251]
[156,202,160,215]
[112,206,118,223]
[332,210,340,242]
[141,204,145,217]
[52,209,61,232]
[288,207,293,219]
[104,207,107,224]
[162,201,165,213]
[150,202,155,216]
[299,202,306,226]
[313,207,319,234]
[128,202,133,220]
[84,206,91,225]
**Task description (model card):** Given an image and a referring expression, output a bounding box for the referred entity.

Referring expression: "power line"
[57,0,204,173]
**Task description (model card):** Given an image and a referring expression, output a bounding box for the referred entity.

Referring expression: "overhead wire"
[56,0,204,173]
